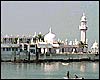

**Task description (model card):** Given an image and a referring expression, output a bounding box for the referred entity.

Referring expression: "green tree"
[37,34,42,41]
[32,35,38,43]
[78,41,88,52]
[37,34,44,42]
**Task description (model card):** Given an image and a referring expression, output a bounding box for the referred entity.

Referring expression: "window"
[12,48,14,51]
[20,49,22,52]
[30,45,35,47]
[30,49,35,53]
[3,48,5,51]
[6,48,9,51]
[15,48,18,51]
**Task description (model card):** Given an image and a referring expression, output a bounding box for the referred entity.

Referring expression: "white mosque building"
[1,13,99,54]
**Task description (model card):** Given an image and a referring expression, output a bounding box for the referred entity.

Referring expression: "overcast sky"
[1,1,99,49]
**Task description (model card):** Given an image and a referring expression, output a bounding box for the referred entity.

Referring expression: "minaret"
[79,13,88,44]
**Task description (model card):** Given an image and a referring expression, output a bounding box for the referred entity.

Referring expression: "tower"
[79,13,88,44]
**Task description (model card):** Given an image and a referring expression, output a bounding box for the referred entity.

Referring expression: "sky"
[1,1,99,49]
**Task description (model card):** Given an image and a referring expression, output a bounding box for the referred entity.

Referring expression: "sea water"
[1,61,99,79]
[1,51,99,79]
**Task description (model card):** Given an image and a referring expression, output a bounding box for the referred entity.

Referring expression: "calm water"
[1,61,99,79]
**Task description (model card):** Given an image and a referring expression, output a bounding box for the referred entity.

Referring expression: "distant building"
[91,40,99,53]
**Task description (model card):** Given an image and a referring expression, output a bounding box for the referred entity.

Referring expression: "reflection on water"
[1,62,99,79]
[92,62,98,72]
[80,63,86,72]
[43,62,59,72]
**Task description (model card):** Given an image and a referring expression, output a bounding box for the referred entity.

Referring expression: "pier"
[1,53,99,63]
[1,58,99,63]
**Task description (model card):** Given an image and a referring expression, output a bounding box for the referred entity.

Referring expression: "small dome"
[91,41,99,49]
[5,34,9,38]
[44,28,56,43]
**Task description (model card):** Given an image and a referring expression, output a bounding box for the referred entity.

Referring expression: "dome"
[4,34,9,38]
[91,41,99,49]
[44,28,56,43]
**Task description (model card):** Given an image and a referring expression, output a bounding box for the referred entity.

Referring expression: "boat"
[62,63,69,65]
[63,77,84,79]
[63,71,84,79]
[63,77,68,79]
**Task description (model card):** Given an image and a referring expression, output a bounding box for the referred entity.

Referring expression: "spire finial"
[49,27,52,33]
[95,40,96,43]
[33,32,36,37]
[83,12,85,16]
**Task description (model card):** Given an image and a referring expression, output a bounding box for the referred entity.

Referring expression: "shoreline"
[1,58,99,63]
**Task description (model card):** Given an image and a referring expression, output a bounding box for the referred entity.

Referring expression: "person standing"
[67,71,69,78]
